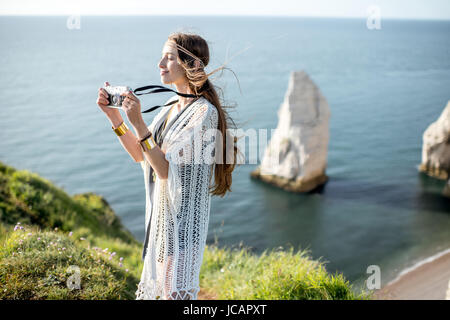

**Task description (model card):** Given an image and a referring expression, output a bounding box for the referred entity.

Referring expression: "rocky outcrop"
[251,71,330,192]
[418,101,450,197]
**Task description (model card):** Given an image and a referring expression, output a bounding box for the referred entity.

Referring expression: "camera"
[103,85,132,108]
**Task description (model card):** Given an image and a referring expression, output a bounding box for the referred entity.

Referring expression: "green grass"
[200,244,371,300]
[0,160,372,300]
[0,224,137,299]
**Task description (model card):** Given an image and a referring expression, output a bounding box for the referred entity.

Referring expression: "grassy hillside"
[0,161,371,300]
[1,223,135,299]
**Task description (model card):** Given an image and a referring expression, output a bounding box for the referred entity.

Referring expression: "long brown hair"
[167,32,240,197]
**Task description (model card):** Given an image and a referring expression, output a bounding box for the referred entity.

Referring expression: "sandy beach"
[375,249,450,300]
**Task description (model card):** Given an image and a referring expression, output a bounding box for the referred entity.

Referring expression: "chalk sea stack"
[251,71,330,192]
[418,100,450,197]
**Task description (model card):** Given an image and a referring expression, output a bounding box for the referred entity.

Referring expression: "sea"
[0,15,449,290]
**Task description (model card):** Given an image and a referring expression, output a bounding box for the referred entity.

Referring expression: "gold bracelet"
[112,121,129,136]
[140,135,157,152]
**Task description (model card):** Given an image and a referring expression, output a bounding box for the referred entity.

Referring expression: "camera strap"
[133,85,202,113]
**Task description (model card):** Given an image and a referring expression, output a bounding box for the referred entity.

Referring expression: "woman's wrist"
[134,121,151,140]
[107,110,124,129]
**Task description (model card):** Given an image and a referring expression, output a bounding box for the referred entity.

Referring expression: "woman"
[96,32,237,300]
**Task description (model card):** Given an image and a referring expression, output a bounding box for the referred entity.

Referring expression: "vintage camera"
[103,85,133,108]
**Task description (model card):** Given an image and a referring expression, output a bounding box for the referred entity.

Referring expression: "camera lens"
[112,95,119,105]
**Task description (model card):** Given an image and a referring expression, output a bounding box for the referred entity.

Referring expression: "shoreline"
[375,248,450,300]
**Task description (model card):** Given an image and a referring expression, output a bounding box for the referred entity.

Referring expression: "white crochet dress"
[135,96,218,300]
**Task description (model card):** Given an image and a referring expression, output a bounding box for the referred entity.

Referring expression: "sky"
[0,0,449,20]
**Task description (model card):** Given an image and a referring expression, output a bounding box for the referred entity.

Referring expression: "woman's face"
[159,40,186,85]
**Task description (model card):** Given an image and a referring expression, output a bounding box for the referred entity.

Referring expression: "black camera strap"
[133,85,202,113]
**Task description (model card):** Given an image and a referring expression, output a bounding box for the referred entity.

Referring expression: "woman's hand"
[121,90,146,130]
[96,81,120,119]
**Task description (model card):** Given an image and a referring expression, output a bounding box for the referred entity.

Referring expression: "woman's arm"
[115,90,169,179]
[97,85,144,163]
[133,120,169,180]
[107,110,145,163]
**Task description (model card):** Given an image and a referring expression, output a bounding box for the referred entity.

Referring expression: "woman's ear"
[194,59,201,70]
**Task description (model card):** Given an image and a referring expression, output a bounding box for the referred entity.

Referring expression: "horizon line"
[0,13,449,21]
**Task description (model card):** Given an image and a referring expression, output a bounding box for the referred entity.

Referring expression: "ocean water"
[1,16,449,289]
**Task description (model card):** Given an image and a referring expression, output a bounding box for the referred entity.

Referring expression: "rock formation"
[419,101,450,180]
[250,71,330,192]
[418,100,450,197]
